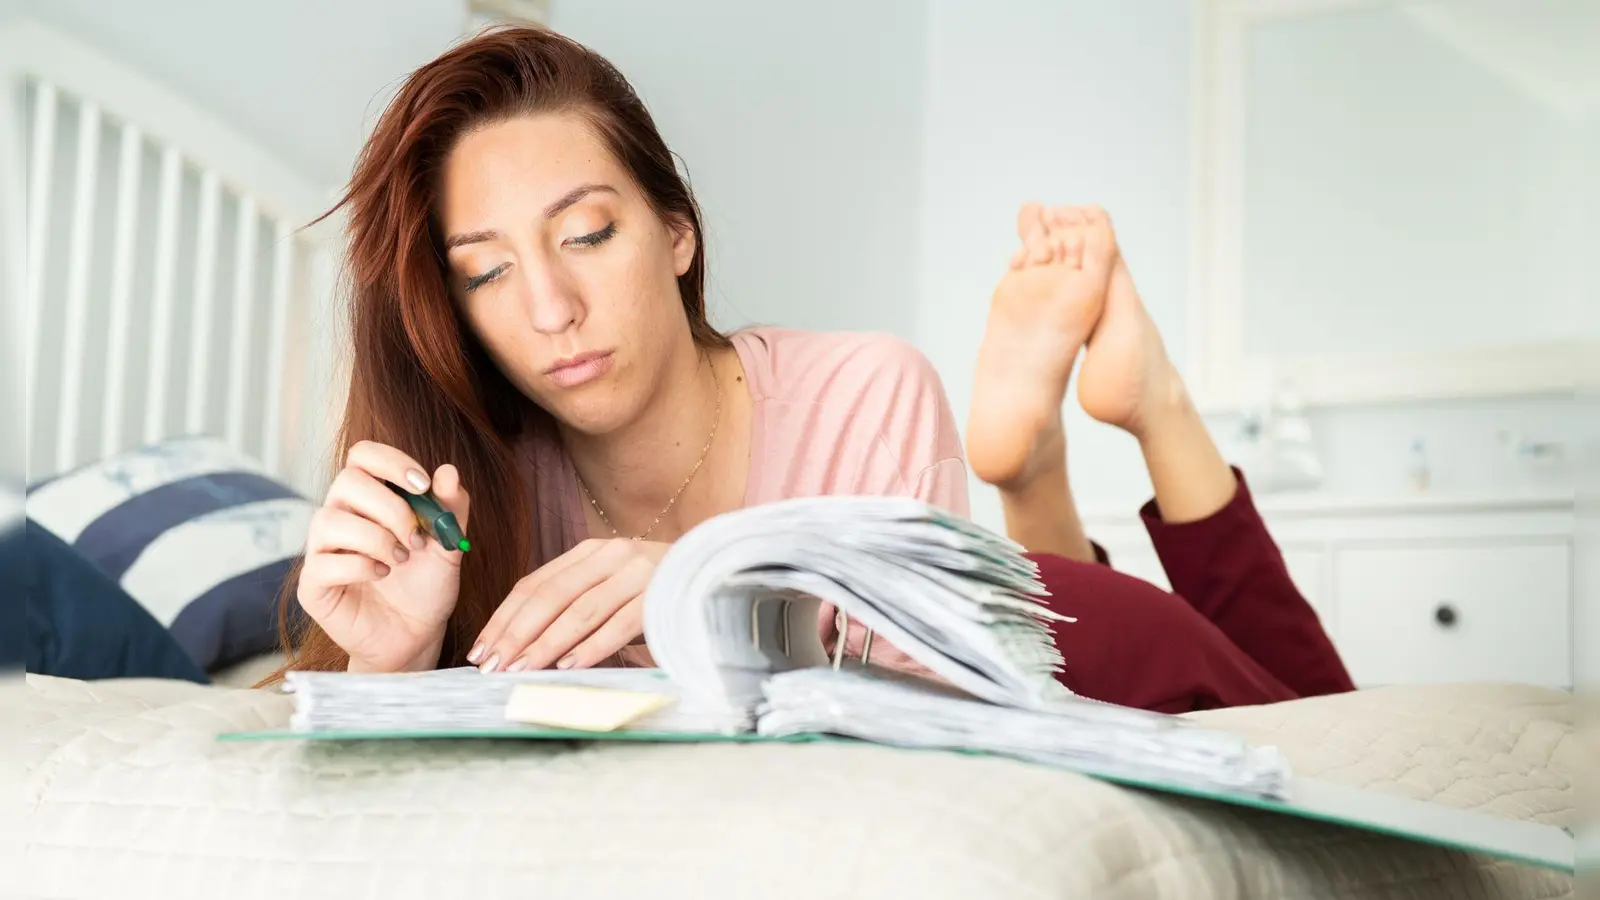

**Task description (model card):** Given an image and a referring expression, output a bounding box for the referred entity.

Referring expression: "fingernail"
[375,562,390,578]
[467,643,484,664]
[406,469,429,492]
[480,654,499,674]
[410,531,428,551]
[556,655,576,670]
[506,659,527,673]
[393,545,410,564]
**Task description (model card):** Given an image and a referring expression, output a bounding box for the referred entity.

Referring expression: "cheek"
[460,302,538,384]
[584,242,686,339]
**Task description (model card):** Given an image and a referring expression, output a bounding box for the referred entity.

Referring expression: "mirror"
[1192,0,1597,409]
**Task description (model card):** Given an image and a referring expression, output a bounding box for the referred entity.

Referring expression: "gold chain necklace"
[576,366,723,541]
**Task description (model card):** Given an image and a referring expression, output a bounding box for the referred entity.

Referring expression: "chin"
[540,386,644,437]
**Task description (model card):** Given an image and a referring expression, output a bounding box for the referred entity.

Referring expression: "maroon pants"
[1029,470,1355,713]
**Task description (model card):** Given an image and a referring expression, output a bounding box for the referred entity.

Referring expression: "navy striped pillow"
[27,436,313,672]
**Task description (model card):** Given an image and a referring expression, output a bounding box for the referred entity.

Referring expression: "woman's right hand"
[297,441,470,673]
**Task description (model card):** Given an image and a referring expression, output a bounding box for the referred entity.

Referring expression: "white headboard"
[2,17,344,495]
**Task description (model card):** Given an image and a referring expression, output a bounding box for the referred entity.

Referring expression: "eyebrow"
[443,183,619,249]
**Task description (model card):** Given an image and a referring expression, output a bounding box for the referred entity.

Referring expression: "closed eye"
[566,223,616,248]
[464,263,509,293]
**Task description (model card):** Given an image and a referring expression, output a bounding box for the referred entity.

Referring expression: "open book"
[280,495,1287,796]
[249,496,1572,872]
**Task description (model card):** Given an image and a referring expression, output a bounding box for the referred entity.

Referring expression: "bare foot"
[967,204,1116,488]
[1074,233,1187,441]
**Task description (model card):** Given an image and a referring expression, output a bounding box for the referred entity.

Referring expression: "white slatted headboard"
[3,18,344,496]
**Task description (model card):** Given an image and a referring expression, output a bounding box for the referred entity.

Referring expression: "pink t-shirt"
[527,326,970,565]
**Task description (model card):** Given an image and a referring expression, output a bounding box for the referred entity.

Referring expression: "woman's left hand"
[469,538,669,672]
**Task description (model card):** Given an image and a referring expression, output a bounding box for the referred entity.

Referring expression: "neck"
[561,341,730,538]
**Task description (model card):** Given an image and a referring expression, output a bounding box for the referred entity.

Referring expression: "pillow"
[17,522,210,684]
[26,436,312,673]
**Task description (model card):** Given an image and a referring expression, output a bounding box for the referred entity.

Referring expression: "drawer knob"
[1434,603,1458,628]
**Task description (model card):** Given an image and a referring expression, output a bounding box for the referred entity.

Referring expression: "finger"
[297,552,391,615]
[345,440,432,494]
[474,541,616,670]
[555,597,645,670]
[511,538,608,602]
[307,506,412,568]
[475,539,603,650]
[1008,246,1026,270]
[510,562,645,671]
[469,587,532,669]
[325,469,428,552]
[430,463,470,534]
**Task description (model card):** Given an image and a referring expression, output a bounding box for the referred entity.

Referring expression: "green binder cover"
[219,726,1574,874]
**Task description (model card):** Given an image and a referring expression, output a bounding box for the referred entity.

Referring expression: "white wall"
[917,0,1197,528]
[32,0,930,343]
[1584,116,1600,339]
[17,0,1589,532]
[24,0,929,491]
[29,0,464,191]
[548,0,929,339]
[1242,7,1578,358]
[915,1,1585,530]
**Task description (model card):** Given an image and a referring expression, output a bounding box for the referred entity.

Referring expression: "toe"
[1016,202,1045,242]
[1062,222,1085,270]
[1046,207,1065,261]
[1024,215,1055,265]
[1058,207,1087,267]
[1028,235,1054,265]
[1082,207,1117,277]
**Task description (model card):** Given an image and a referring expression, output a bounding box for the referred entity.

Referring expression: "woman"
[274,25,1353,712]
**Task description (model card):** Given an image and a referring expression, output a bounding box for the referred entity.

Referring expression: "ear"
[668,215,697,278]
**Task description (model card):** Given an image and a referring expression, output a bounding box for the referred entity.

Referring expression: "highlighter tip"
[458,539,471,552]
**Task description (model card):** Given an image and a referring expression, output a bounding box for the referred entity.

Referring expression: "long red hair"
[264,25,727,683]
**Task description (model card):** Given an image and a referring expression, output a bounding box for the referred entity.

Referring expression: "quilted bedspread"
[2,675,1577,900]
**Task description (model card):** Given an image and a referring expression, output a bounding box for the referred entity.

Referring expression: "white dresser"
[1079,492,1577,690]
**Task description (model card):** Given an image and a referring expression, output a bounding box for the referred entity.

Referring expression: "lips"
[544,350,614,388]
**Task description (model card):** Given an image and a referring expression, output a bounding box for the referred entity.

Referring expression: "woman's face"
[438,112,697,434]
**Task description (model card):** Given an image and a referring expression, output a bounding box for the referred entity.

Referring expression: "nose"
[518,256,583,334]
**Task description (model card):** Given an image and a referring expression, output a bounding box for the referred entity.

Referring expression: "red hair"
[265,25,727,682]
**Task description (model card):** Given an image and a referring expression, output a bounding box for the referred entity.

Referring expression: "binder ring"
[830,609,875,670]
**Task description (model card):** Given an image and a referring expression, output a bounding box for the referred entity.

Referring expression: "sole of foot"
[967,204,1117,489]
[1075,250,1184,441]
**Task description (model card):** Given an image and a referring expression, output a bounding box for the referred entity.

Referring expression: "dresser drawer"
[1333,542,1571,688]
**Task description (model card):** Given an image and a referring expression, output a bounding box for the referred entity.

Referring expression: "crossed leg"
[967,204,1354,711]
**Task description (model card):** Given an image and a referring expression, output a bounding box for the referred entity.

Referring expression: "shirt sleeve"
[912,457,970,517]
[855,334,971,518]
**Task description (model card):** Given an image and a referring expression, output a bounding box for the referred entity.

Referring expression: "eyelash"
[464,265,507,293]
[568,222,616,248]
[461,223,617,293]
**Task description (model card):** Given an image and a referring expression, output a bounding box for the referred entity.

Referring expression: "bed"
[6,676,1579,898]
[3,15,1579,900]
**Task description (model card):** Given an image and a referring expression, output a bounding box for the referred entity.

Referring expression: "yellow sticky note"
[503,684,676,732]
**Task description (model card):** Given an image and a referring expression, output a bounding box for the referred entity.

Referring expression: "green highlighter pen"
[388,482,471,553]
